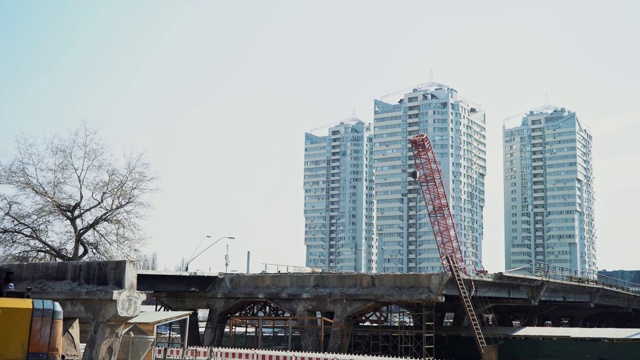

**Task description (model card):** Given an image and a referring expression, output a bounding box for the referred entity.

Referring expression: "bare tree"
[0,123,156,262]
[175,257,188,272]
[136,252,159,270]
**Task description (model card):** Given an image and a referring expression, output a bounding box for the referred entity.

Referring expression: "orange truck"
[0,298,63,360]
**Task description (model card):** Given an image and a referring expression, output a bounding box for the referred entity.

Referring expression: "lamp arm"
[185,236,232,270]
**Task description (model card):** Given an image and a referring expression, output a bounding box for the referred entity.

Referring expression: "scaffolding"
[220,300,436,360]
[228,316,334,351]
[348,303,435,360]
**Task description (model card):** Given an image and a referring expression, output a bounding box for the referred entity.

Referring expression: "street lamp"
[185,236,235,271]
[188,235,212,264]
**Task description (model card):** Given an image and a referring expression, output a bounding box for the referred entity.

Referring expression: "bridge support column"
[75,300,130,360]
[203,304,228,347]
[187,310,202,346]
[83,315,126,360]
[62,318,82,360]
[62,289,144,360]
[296,309,320,352]
[327,308,352,353]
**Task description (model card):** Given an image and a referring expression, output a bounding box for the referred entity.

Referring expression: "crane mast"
[409,133,487,356]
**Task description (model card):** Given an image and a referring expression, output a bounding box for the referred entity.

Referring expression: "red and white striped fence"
[155,347,423,360]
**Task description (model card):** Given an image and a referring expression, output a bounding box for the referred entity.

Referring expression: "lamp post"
[185,236,235,271]
[188,235,212,265]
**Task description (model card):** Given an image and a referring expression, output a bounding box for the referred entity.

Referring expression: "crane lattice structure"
[410,135,467,273]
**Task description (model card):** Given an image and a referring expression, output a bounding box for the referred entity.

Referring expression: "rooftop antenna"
[352,105,356,119]
[544,93,550,106]
[429,69,434,82]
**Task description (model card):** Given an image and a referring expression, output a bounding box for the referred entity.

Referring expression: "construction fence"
[153,347,426,360]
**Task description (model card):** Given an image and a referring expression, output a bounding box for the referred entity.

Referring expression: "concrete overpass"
[3,260,640,360]
[140,269,640,358]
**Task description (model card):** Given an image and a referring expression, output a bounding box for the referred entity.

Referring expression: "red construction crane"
[409,133,487,356]
[409,134,468,274]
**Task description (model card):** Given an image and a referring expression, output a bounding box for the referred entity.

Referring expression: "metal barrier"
[261,263,322,273]
[156,347,424,360]
[505,261,640,292]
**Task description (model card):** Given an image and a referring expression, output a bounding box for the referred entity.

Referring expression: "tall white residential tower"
[503,106,596,274]
[373,82,486,273]
[304,120,376,272]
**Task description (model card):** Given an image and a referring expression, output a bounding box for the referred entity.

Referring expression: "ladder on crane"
[445,253,487,354]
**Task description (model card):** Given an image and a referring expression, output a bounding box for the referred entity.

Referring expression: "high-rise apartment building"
[373,82,486,273]
[303,120,376,272]
[503,106,596,274]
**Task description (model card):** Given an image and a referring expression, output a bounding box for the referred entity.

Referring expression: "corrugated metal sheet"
[127,311,193,325]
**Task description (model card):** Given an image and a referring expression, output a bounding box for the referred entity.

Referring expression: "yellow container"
[0,298,33,360]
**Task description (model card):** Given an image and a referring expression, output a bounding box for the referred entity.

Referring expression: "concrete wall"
[1,260,136,290]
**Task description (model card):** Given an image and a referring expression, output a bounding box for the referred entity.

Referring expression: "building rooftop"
[379,81,454,101]
[376,81,481,112]
[503,104,573,128]
[501,326,640,340]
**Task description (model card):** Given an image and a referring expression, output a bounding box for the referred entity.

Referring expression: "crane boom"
[409,134,467,274]
[409,133,487,356]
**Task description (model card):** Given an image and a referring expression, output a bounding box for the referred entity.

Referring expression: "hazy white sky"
[1,1,638,273]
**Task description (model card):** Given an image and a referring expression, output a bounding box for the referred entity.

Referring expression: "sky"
[0,1,638,273]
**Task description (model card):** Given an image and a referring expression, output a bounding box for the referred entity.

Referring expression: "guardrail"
[261,264,322,273]
[505,262,640,293]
